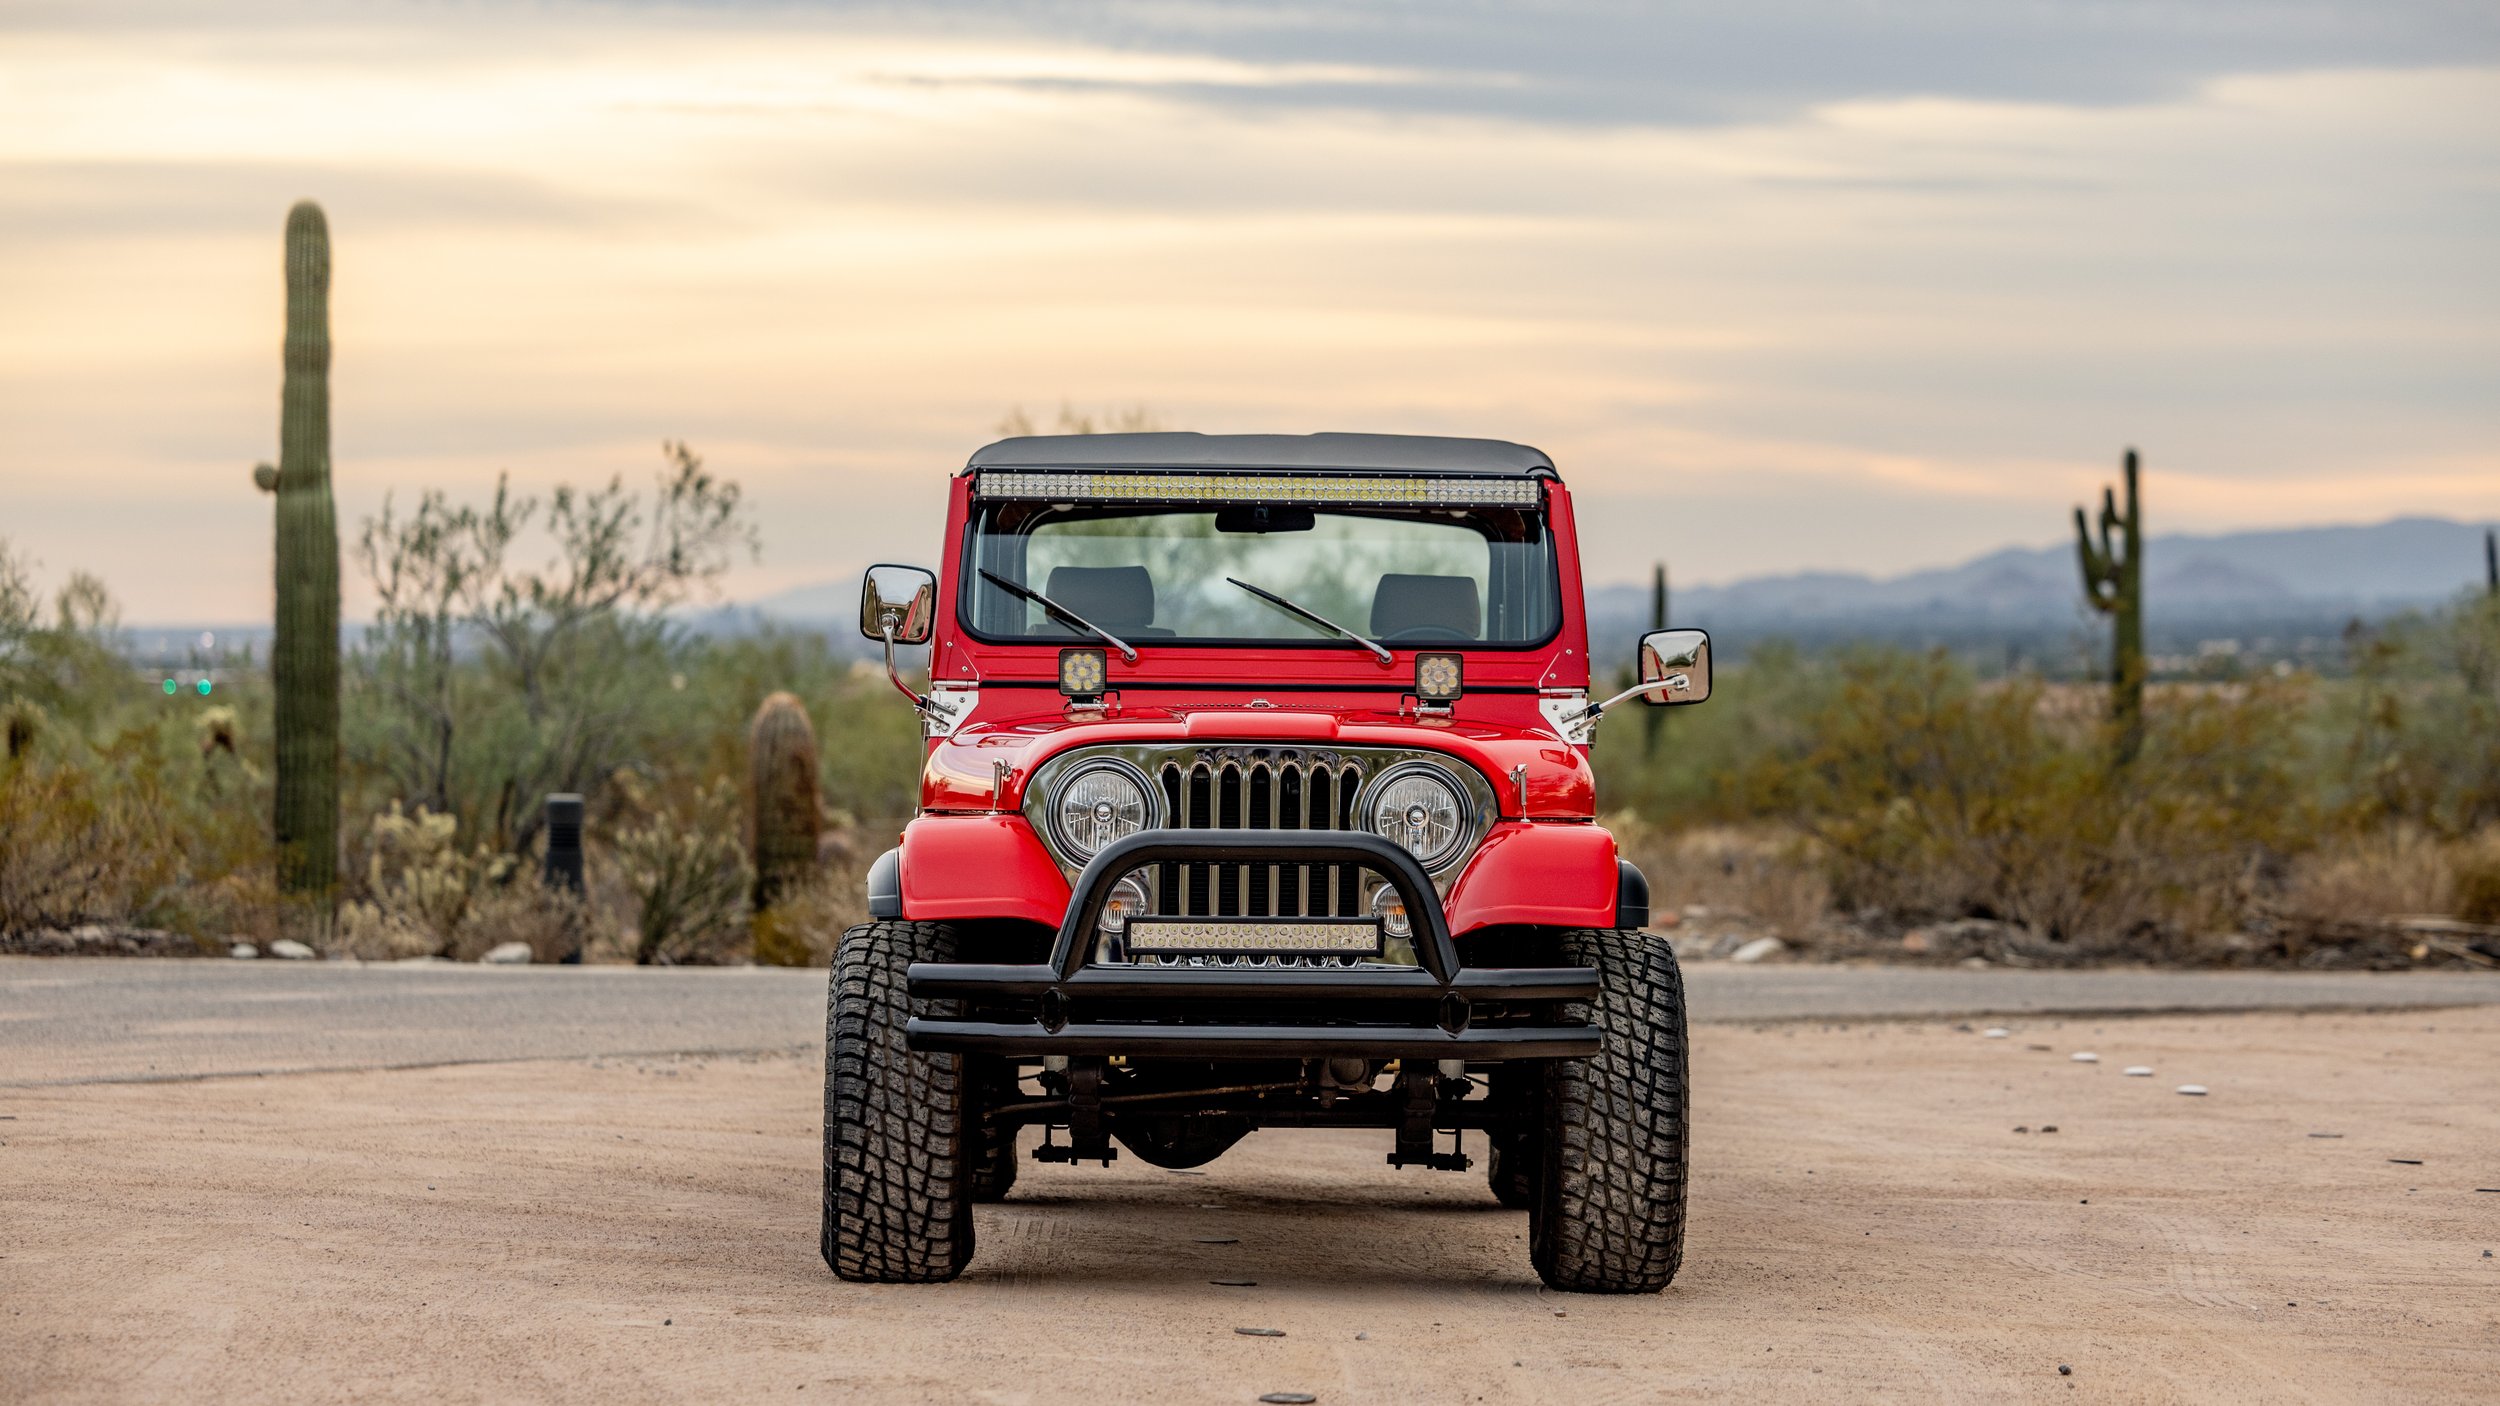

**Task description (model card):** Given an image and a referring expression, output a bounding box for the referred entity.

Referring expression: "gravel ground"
[5,1006,2496,1403]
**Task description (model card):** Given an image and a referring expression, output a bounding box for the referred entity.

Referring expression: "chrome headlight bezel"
[1048,757,1162,863]
[1358,761,1475,874]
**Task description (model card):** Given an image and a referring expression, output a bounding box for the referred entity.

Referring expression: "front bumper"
[904,829,1602,1061]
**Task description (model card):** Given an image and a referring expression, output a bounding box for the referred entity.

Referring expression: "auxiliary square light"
[1414,652,1463,702]
[1058,647,1109,698]
[976,470,1541,508]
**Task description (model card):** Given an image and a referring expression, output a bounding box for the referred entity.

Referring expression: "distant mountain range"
[1590,516,2497,630]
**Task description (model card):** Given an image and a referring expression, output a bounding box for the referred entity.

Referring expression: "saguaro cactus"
[2074,448,2145,764]
[254,201,342,926]
[748,691,823,965]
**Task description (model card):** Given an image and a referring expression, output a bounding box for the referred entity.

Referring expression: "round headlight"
[1366,765,1469,871]
[1053,760,1155,862]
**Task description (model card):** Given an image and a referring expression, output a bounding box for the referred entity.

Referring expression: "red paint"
[890,466,1645,933]
[1444,822,1620,933]
[897,814,1069,927]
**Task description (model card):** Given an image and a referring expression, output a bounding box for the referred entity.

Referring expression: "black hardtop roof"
[965,431,1557,478]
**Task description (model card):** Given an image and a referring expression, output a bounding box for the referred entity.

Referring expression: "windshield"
[962,501,1559,648]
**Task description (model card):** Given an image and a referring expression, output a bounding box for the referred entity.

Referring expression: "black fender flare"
[1614,858,1650,931]
[866,847,903,920]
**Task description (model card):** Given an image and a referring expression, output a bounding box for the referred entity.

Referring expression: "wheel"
[1529,927,1689,1293]
[968,1060,1020,1203]
[1483,1065,1537,1209]
[822,919,975,1282]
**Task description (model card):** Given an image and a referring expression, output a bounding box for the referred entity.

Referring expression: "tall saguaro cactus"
[253,201,342,928]
[2074,448,2145,764]
[748,691,823,966]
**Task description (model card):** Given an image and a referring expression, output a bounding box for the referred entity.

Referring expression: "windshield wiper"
[978,568,1139,663]
[1225,577,1393,663]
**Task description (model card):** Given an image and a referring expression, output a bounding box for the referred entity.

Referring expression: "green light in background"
[196,678,213,696]
[162,678,176,696]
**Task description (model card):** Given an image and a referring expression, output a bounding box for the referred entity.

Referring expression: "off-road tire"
[968,1061,1020,1203]
[822,919,974,1282]
[1529,927,1688,1293]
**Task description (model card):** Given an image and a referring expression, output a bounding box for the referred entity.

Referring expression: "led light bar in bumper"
[976,470,1541,507]
[1126,919,1383,957]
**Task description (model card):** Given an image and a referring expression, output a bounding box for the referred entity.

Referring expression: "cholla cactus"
[2075,449,2145,764]
[255,201,342,927]
[337,803,513,959]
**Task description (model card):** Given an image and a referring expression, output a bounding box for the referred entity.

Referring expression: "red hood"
[920,691,1594,818]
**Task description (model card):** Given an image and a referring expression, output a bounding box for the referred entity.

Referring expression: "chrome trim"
[1046,756,1163,863]
[1356,760,1476,875]
[1023,742,1498,886]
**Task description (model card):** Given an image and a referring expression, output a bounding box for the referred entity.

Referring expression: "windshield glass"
[962,501,1559,647]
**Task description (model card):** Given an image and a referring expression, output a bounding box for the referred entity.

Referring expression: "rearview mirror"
[859,564,936,645]
[1636,628,1710,705]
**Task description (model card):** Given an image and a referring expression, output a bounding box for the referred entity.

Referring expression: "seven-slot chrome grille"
[1021,743,1500,927]
[1151,752,1369,921]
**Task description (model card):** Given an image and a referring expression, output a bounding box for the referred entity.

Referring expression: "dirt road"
[6,1007,2497,1403]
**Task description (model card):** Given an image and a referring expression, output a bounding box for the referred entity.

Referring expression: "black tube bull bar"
[904,830,1602,1060]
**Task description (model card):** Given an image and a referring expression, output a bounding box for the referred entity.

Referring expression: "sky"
[2,0,2495,623]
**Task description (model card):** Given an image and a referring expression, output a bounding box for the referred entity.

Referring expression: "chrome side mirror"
[1636,628,1711,706]
[859,564,936,645]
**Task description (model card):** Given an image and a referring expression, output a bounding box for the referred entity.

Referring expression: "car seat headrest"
[1369,574,1481,639]
[1042,565,1157,634]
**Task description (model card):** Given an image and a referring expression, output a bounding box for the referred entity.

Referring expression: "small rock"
[2041,1125,2059,1134]
[2176,1084,2208,1096]
[1235,1327,1286,1337]
[663,1318,671,1326]
[1196,1238,1240,1245]
[2013,1126,2030,1134]
[1728,937,1785,964]
[2026,1044,2053,1052]
[2058,1364,2072,1376]
[1259,1395,1317,1405]
[1982,1027,2010,1039]
[2124,1066,2154,1077]
[1212,1279,1257,1287]
[1898,931,1930,955]
[268,939,315,960]
[2387,1158,2423,1166]
[229,943,259,960]
[1354,1332,1370,1340]
[1959,956,1991,968]
[481,941,532,965]
[2070,1052,2098,1063]
[2309,1132,2345,1138]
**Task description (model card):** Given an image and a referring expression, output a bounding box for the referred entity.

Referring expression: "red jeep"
[826,433,1711,1293]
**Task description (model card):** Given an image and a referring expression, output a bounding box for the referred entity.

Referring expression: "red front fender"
[1443,822,1620,934]
[897,814,1071,927]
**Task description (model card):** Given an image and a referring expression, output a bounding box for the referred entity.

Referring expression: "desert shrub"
[611,773,751,964]
[1610,815,1830,936]
[1732,649,2309,948]
[337,803,513,958]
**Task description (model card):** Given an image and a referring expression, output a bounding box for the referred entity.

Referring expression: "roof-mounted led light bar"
[976,470,1542,508]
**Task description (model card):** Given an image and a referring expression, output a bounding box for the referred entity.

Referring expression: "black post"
[544,793,586,963]
[2486,527,2497,597]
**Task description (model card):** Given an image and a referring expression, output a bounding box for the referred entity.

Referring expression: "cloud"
[0,11,2493,618]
